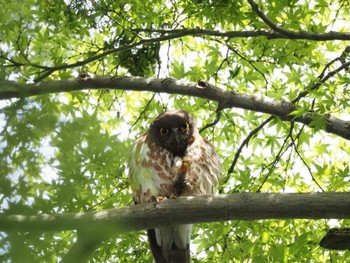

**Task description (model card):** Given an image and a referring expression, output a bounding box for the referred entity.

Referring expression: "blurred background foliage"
[0,0,350,262]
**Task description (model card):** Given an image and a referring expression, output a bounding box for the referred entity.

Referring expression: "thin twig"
[291,137,325,191]
[199,111,221,133]
[256,122,295,192]
[247,0,350,40]
[223,115,275,186]
[291,61,350,103]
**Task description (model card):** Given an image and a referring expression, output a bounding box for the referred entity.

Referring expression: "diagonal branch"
[5,27,350,82]
[1,76,350,140]
[133,27,350,41]
[7,29,287,82]
[226,116,274,176]
[247,0,350,40]
[292,60,350,103]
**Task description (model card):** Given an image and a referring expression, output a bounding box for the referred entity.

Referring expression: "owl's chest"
[149,141,205,182]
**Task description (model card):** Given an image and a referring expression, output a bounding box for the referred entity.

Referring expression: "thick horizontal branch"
[1,76,350,140]
[1,193,350,234]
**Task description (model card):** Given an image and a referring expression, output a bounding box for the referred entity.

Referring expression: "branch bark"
[247,0,350,40]
[1,76,350,140]
[1,193,350,234]
[132,28,350,41]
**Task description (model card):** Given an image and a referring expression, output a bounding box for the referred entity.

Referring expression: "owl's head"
[148,110,195,156]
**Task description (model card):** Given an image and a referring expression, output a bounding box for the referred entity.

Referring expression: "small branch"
[4,27,350,81]
[256,122,295,192]
[1,193,350,234]
[247,0,350,41]
[320,228,350,250]
[226,116,274,176]
[15,29,291,82]
[199,111,222,133]
[133,27,350,41]
[292,60,350,103]
[291,136,325,191]
[132,28,284,39]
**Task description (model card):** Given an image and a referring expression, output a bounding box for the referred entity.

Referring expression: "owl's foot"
[179,157,191,173]
[168,193,177,199]
[150,195,167,202]
[150,192,179,203]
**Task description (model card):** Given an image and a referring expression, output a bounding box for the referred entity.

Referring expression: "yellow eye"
[180,122,189,132]
[160,127,169,135]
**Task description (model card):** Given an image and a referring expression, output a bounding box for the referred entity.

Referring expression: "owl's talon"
[151,195,167,202]
[180,157,191,173]
[182,157,191,166]
[169,193,177,199]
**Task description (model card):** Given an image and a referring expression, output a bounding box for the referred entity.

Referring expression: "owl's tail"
[147,229,191,263]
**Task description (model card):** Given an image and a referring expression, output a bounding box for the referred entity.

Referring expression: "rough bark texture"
[1,76,350,140]
[2,192,349,263]
[1,193,350,234]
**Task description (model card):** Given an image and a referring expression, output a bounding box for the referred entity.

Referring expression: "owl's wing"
[128,134,172,204]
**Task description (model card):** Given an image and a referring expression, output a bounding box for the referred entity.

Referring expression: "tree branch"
[1,193,350,234]
[1,76,350,140]
[133,27,350,41]
[226,116,274,176]
[247,0,350,40]
[5,26,350,81]
[2,29,289,82]
[4,193,350,262]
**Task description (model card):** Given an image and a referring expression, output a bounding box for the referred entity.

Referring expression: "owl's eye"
[180,122,189,132]
[160,127,169,135]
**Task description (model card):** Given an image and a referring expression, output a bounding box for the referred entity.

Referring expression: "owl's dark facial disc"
[148,110,195,156]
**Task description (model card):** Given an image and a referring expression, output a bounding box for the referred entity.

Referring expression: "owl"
[128,110,221,262]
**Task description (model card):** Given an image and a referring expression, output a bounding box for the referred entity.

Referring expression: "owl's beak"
[172,128,183,144]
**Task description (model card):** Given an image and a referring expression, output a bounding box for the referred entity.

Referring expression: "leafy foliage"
[1,0,350,262]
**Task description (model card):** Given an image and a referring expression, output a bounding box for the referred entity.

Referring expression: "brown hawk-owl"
[128,110,221,263]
